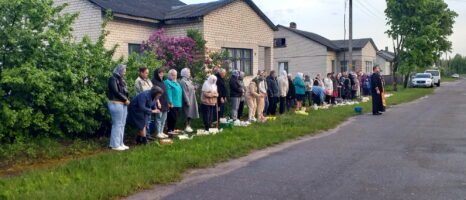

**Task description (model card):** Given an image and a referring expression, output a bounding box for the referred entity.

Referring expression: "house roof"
[88,0,186,20]
[88,0,277,30]
[331,38,378,51]
[277,25,339,51]
[377,50,395,62]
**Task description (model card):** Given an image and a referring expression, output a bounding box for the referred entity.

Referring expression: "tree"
[385,0,457,89]
[0,0,117,142]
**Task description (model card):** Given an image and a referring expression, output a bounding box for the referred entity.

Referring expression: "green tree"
[385,0,457,89]
[0,0,117,142]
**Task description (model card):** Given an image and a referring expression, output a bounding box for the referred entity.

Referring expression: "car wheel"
[437,81,440,87]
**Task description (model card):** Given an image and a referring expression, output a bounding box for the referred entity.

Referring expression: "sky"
[182,0,466,57]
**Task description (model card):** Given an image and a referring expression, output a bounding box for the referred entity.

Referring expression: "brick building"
[56,0,277,76]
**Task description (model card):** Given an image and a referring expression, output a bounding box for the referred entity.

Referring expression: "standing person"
[294,72,306,111]
[348,72,356,99]
[312,80,326,106]
[257,72,268,121]
[164,69,183,133]
[286,73,296,112]
[134,66,154,139]
[237,72,246,120]
[229,70,244,121]
[371,65,384,115]
[344,72,352,100]
[246,75,260,121]
[152,68,169,139]
[336,73,344,99]
[278,70,289,114]
[330,72,338,104]
[200,75,219,131]
[353,72,361,99]
[361,72,371,96]
[304,75,313,107]
[262,71,270,116]
[215,69,227,121]
[266,70,280,116]
[323,73,334,104]
[315,73,324,87]
[108,64,130,151]
[127,87,163,145]
[180,68,199,133]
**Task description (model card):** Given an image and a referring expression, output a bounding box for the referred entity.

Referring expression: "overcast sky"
[183,0,466,57]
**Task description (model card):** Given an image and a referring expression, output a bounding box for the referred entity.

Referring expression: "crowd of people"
[106,64,385,151]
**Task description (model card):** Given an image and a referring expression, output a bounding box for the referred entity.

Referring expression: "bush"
[0,0,117,142]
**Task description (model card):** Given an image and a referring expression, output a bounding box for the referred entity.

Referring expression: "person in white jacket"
[323,73,334,104]
[278,70,289,114]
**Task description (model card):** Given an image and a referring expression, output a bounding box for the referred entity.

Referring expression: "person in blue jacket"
[312,80,326,106]
[127,86,163,145]
[164,69,183,133]
[294,72,306,111]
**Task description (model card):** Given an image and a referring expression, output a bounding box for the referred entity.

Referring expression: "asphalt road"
[161,79,466,200]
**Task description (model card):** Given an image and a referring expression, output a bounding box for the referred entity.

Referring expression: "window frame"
[274,38,287,48]
[223,48,253,76]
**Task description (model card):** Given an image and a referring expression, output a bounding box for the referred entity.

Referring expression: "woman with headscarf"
[323,73,334,104]
[107,64,130,151]
[229,70,244,121]
[278,70,289,114]
[127,86,163,145]
[312,80,326,106]
[286,73,296,112]
[237,72,246,119]
[180,68,199,133]
[257,71,268,121]
[294,72,306,111]
[336,72,344,99]
[315,73,324,88]
[152,68,169,139]
[200,75,219,130]
[164,69,183,133]
[246,75,261,121]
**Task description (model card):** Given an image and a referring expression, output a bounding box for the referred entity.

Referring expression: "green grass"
[0,88,434,200]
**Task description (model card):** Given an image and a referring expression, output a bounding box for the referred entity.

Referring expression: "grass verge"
[0,87,434,200]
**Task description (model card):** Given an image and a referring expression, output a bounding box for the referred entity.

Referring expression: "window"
[340,60,356,72]
[365,61,373,73]
[128,43,143,56]
[331,60,336,72]
[274,38,286,48]
[223,48,253,76]
[278,62,289,73]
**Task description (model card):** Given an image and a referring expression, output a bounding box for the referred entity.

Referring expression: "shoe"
[112,146,126,151]
[137,136,148,145]
[157,133,168,139]
[373,113,382,116]
[185,126,193,133]
[121,144,129,150]
[147,135,156,141]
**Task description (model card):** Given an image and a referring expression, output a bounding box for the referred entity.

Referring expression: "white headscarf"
[202,75,217,92]
[181,68,190,79]
[167,69,178,82]
[296,72,304,79]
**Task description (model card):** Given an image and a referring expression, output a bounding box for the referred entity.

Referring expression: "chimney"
[385,46,388,51]
[290,22,297,29]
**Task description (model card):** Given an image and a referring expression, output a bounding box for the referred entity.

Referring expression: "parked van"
[425,70,441,87]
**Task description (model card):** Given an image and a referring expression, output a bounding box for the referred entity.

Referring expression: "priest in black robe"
[371,65,384,115]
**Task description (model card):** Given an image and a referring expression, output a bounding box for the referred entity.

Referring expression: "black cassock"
[370,73,384,114]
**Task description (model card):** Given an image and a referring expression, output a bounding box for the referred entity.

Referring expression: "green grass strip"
[0,88,434,200]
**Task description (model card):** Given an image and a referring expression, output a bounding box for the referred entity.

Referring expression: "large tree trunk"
[403,73,410,88]
[391,61,398,91]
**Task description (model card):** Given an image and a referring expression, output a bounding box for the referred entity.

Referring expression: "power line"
[354,0,385,21]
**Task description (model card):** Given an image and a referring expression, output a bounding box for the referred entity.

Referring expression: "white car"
[451,74,460,78]
[425,70,441,86]
[412,73,434,88]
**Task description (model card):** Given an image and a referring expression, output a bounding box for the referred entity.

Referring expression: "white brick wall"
[274,27,329,78]
[203,0,275,76]
[104,18,157,59]
[163,22,204,38]
[54,0,102,42]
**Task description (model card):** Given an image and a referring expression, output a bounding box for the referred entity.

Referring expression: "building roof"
[277,25,339,51]
[331,38,378,51]
[88,0,186,20]
[377,50,395,62]
[88,0,277,30]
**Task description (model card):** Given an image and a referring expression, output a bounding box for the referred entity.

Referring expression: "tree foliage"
[385,0,457,89]
[0,0,117,142]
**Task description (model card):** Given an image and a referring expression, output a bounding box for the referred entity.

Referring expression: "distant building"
[273,22,379,77]
[376,48,395,75]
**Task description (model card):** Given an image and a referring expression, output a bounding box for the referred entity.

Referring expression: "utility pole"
[348,0,353,72]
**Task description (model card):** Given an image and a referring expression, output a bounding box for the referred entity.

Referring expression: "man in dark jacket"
[151,68,169,139]
[214,69,228,121]
[229,70,243,120]
[371,65,384,115]
[286,73,296,112]
[266,71,280,115]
